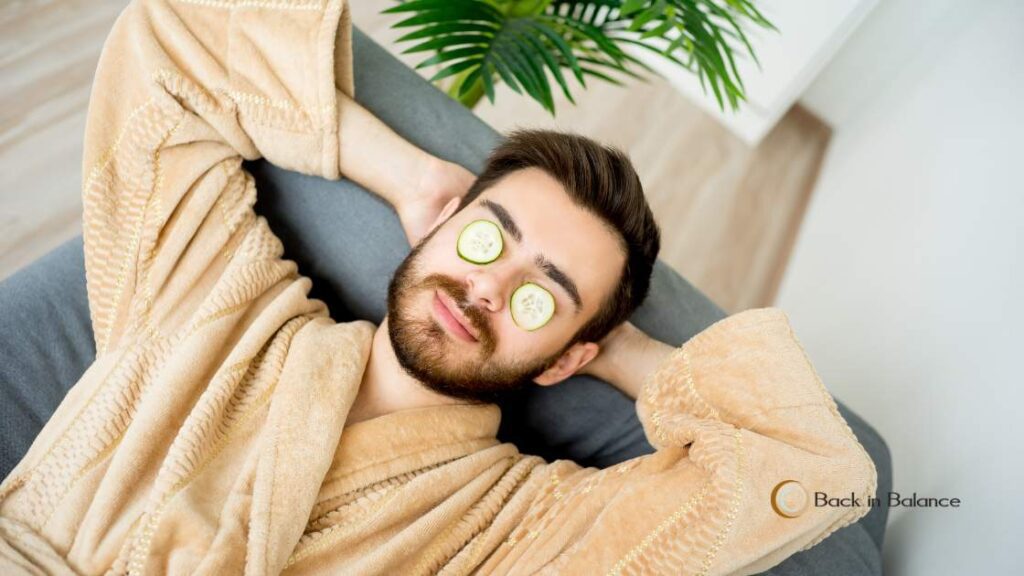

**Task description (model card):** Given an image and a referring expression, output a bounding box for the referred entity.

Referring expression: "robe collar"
[322,402,503,493]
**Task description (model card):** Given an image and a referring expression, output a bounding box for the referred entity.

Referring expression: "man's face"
[386,167,626,402]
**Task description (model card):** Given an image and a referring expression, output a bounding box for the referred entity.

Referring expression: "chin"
[387,315,546,404]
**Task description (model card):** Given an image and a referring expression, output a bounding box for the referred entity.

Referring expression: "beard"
[386,234,565,403]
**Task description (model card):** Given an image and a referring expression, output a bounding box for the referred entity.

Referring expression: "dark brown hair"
[460,129,660,344]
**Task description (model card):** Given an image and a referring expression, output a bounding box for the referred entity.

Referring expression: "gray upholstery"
[0,239,94,473]
[0,26,889,574]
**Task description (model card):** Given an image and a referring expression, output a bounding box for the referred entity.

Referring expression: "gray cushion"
[0,26,889,574]
[0,238,94,474]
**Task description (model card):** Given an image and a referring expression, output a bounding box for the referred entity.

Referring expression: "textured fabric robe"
[0,1,876,574]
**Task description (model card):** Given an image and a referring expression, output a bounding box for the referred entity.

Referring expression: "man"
[0,1,875,574]
[354,129,662,423]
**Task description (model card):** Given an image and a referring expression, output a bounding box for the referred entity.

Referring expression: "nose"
[465,266,511,313]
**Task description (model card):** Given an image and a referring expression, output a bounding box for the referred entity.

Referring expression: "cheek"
[491,310,573,359]
[417,235,466,275]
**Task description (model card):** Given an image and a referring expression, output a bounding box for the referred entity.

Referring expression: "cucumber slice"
[510,283,555,331]
[457,220,503,264]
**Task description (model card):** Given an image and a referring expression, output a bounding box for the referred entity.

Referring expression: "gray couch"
[0,27,891,575]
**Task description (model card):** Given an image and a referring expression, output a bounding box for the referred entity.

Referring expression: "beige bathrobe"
[0,1,876,574]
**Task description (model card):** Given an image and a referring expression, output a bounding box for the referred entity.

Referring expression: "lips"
[434,290,479,342]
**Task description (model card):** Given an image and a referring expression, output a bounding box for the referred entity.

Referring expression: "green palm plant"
[383,0,775,114]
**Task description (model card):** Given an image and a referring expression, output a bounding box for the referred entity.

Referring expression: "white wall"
[781,0,1024,573]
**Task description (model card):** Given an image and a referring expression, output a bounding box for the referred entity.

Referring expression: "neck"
[348,316,461,425]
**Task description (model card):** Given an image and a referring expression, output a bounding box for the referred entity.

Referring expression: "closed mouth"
[434,290,479,342]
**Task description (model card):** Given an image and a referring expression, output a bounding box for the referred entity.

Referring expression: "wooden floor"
[0,0,829,313]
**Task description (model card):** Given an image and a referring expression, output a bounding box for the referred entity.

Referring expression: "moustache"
[418,273,496,353]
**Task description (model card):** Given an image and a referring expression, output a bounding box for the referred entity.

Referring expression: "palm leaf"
[501,28,555,111]
[402,34,495,54]
[579,66,625,86]
[415,46,486,69]
[384,0,503,20]
[531,19,586,84]
[429,58,485,82]
[490,50,525,94]
[520,30,576,103]
[458,65,485,97]
[480,62,497,101]
[396,21,500,42]
[384,0,774,114]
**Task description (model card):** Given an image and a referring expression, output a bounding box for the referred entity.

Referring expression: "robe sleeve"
[0,3,364,573]
[490,308,877,576]
[80,0,355,355]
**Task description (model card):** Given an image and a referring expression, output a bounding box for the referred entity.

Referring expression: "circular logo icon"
[771,480,809,518]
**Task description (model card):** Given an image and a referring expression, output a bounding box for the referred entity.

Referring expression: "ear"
[533,341,600,387]
[428,196,462,234]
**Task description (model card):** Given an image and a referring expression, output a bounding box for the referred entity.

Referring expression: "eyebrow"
[480,199,583,314]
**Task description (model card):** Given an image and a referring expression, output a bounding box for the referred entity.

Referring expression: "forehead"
[472,167,625,315]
